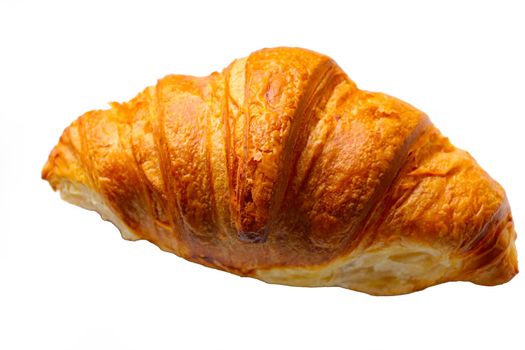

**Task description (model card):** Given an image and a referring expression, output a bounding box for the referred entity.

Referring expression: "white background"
[1,1,524,349]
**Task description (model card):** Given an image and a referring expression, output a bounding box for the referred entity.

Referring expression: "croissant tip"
[468,221,519,287]
[42,147,59,190]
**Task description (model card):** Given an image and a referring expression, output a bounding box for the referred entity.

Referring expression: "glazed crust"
[42,47,518,295]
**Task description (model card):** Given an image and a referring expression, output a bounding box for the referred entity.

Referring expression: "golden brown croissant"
[42,47,518,295]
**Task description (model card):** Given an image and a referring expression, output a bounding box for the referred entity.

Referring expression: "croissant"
[42,47,518,295]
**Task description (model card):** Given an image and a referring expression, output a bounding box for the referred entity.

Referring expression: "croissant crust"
[43,47,518,295]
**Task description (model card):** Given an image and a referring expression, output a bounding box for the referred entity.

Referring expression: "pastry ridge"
[42,47,518,295]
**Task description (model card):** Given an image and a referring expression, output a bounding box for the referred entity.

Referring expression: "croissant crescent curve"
[42,47,518,295]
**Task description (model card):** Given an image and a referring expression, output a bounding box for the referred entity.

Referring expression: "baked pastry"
[42,47,518,295]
